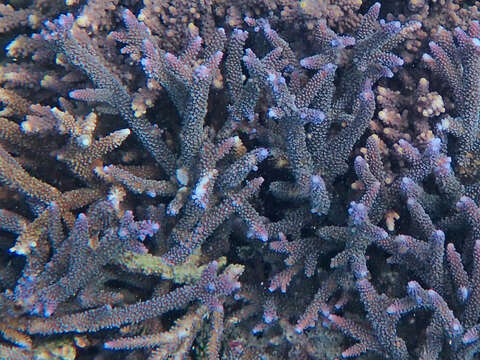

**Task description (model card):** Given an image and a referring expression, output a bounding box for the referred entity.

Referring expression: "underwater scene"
[0,0,480,359]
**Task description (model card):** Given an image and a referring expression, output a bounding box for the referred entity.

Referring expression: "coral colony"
[1,0,480,359]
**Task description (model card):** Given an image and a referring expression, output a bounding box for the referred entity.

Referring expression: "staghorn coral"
[0,1,479,359]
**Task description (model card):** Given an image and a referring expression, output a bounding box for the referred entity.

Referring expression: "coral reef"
[0,0,479,359]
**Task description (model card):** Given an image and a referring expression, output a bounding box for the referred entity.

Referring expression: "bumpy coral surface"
[0,0,479,359]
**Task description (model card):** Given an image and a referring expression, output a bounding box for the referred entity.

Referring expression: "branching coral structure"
[0,0,479,359]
